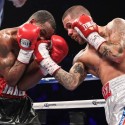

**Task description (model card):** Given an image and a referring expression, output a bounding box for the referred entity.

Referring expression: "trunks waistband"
[0,93,27,99]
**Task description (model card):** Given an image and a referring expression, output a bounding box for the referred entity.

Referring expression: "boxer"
[34,5,125,125]
[0,10,68,125]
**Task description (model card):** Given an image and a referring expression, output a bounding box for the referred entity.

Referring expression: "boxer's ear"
[30,19,36,24]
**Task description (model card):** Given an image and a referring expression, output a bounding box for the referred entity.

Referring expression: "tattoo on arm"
[73,64,84,73]
[100,42,124,60]
[101,46,112,57]
[54,62,86,89]
[54,69,74,89]
[73,63,86,83]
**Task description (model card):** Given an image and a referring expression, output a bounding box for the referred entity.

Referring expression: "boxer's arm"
[98,41,124,63]
[0,57,27,87]
[18,35,69,91]
[73,16,125,63]
[0,24,40,86]
[53,62,87,90]
[97,18,125,63]
[17,61,44,90]
[0,34,28,86]
[34,35,69,76]
[33,35,86,90]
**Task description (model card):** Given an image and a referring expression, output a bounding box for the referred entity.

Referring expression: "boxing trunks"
[0,78,41,125]
[102,75,125,125]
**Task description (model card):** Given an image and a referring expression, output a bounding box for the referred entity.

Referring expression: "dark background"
[1,0,124,124]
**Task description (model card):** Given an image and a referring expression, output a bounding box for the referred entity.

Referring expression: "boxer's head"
[27,10,56,40]
[62,5,91,45]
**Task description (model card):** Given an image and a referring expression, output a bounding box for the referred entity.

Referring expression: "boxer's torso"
[0,28,26,97]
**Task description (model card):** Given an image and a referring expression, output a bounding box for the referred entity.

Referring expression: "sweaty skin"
[0,28,28,86]
[0,22,54,90]
[52,17,125,90]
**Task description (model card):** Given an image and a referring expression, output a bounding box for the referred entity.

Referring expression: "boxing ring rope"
[33,99,105,110]
[33,74,105,110]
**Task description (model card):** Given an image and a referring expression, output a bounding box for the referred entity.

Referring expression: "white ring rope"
[33,99,105,110]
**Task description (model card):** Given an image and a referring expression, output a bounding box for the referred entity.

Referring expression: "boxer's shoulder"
[73,48,87,64]
[0,27,18,44]
[106,18,125,31]
[0,27,18,36]
[0,28,19,56]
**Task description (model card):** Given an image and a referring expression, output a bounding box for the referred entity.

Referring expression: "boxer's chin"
[77,37,86,45]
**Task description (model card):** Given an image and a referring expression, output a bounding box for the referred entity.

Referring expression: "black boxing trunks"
[0,78,41,125]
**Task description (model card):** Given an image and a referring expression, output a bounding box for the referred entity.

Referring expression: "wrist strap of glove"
[74,27,106,50]
[87,32,106,50]
[17,49,33,64]
[40,66,48,76]
[40,57,60,75]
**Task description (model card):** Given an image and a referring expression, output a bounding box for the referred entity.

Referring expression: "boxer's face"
[62,15,86,45]
[37,22,55,40]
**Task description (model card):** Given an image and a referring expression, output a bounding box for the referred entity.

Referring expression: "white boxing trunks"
[102,75,125,125]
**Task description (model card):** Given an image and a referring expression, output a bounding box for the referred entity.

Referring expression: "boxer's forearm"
[18,70,43,91]
[17,61,43,90]
[1,60,27,86]
[53,62,87,90]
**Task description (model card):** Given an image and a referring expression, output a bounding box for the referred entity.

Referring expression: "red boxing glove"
[50,35,69,63]
[34,35,69,75]
[72,15,106,50]
[17,23,40,64]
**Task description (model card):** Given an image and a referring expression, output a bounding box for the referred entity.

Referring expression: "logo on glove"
[81,21,95,31]
[20,39,31,48]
